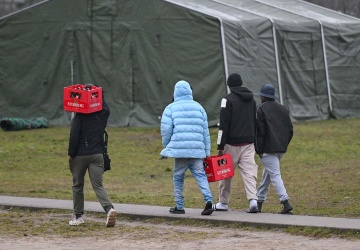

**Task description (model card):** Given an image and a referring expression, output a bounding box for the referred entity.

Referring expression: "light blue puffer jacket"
[160,80,211,159]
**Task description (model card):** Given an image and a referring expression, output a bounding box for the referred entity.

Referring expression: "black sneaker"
[257,201,263,213]
[169,206,185,214]
[201,201,214,215]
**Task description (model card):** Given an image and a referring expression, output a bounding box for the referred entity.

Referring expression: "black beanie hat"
[227,73,243,87]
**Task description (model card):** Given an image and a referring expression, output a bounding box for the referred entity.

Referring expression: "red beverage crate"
[203,154,234,182]
[63,84,103,114]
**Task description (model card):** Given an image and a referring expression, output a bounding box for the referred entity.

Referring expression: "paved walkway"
[1,195,359,232]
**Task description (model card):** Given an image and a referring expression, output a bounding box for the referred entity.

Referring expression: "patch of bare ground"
[0,212,359,250]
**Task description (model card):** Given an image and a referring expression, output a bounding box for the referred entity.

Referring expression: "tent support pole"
[219,20,229,94]
[210,0,284,104]
[319,25,332,112]
[255,0,333,113]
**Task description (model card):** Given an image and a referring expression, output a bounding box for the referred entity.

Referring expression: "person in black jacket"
[255,84,294,214]
[68,90,116,226]
[213,73,259,213]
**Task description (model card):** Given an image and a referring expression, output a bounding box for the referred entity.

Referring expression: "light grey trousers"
[69,154,113,215]
[257,153,289,203]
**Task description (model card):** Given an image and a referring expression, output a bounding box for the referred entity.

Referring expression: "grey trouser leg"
[69,154,113,215]
[257,153,289,203]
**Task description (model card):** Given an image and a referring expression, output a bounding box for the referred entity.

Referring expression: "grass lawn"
[0,117,359,218]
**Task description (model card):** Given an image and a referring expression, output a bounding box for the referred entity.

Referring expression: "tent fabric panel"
[218,0,332,121]
[72,0,224,127]
[276,28,329,121]
[70,25,133,127]
[223,19,277,96]
[323,23,360,119]
[0,0,225,127]
[170,0,278,105]
[0,4,75,126]
[152,1,224,126]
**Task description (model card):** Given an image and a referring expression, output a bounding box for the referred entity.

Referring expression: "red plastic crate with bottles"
[203,154,234,182]
[63,84,103,114]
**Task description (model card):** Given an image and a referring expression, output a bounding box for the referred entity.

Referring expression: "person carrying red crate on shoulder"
[67,89,116,227]
[214,73,259,213]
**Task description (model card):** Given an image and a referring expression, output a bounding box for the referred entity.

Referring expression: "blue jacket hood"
[174,80,193,102]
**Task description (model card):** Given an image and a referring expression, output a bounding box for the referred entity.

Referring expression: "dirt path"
[1,219,359,250]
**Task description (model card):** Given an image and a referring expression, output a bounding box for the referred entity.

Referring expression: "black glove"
[218,150,224,156]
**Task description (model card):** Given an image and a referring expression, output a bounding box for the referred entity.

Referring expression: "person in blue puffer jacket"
[160,80,214,216]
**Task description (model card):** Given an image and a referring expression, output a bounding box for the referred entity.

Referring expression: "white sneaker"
[246,199,259,213]
[69,216,85,226]
[105,208,117,227]
[250,199,257,208]
[212,202,228,211]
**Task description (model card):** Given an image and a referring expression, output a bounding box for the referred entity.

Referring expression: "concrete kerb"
[1,196,360,233]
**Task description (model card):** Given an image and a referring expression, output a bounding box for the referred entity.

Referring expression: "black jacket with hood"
[217,86,257,150]
[68,100,110,158]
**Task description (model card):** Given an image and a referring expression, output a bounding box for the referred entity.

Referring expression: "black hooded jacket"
[217,86,257,150]
[68,100,110,158]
